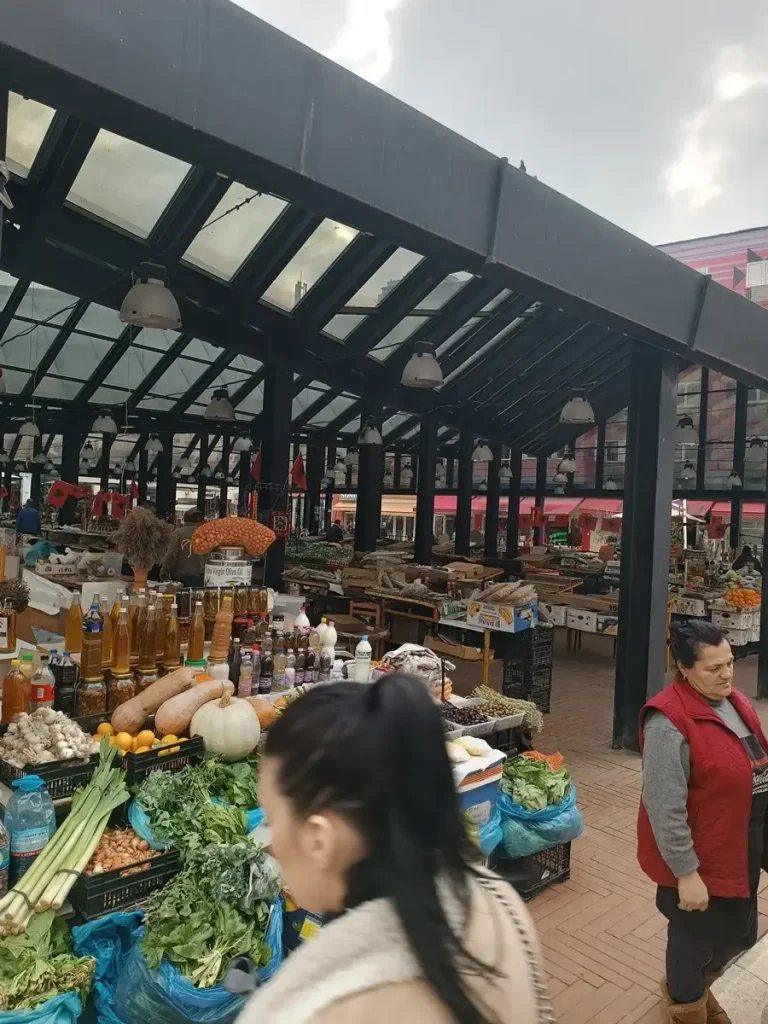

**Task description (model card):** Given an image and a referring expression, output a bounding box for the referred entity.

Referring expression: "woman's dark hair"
[265,674,500,1024]
[670,620,728,669]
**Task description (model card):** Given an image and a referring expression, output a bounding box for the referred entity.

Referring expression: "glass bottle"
[295,637,306,685]
[188,601,206,662]
[131,591,146,666]
[163,603,181,668]
[0,602,16,655]
[110,588,124,632]
[138,605,157,672]
[111,608,131,675]
[1,660,29,723]
[100,594,113,671]
[210,594,234,661]
[127,591,139,665]
[65,593,83,654]
[273,646,287,690]
[81,600,104,680]
[19,652,35,683]
[250,645,261,696]
[54,653,78,716]
[305,644,316,685]
[238,647,253,698]
[155,593,168,658]
[234,585,249,616]
[259,635,273,694]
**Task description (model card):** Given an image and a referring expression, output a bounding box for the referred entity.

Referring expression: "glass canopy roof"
[262,219,359,310]
[5,93,55,178]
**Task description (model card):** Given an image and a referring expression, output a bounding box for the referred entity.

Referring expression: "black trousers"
[657,886,758,1003]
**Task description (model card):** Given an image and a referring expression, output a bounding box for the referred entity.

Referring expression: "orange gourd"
[191,517,276,557]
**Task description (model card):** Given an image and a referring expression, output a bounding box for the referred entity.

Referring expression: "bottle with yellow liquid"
[111,608,131,675]
[110,588,124,633]
[188,601,205,662]
[163,602,181,669]
[210,594,234,661]
[65,593,83,654]
[155,593,168,658]
[138,605,157,673]
[81,599,104,681]
[99,594,113,671]
[0,601,17,655]
[127,591,138,665]
[131,591,146,666]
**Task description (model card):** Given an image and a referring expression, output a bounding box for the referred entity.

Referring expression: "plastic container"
[294,605,310,632]
[0,816,9,897]
[353,636,372,682]
[30,654,55,711]
[54,652,78,716]
[324,620,338,650]
[7,775,56,884]
[1,659,29,723]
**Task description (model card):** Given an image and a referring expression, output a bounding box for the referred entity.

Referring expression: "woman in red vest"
[638,620,768,1024]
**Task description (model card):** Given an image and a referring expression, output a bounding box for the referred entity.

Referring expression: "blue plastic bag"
[129,801,264,851]
[477,802,502,857]
[498,786,583,858]
[73,911,145,1024]
[0,993,83,1024]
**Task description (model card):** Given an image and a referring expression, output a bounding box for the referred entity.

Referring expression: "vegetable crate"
[69,849,182,920]
[502,663,552,714]
[502,624,555,669]
[0,753,99,801]
[490,842,571,901]
[123,737,204,787]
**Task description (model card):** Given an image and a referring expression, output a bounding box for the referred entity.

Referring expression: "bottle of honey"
[163,602,181,669]
[100,594,113,671]
[127,591,139,665]
[188,601,205,662]
[132,591,146,666]
[1,659,29,723]
[65,593,83,654]
[138,604,157,672]
[210,594,234,661]
[155,593,168,658]
[81,599,104,680]
[111,608,131,675]
[110,588,124,634]
[0,600,17,655]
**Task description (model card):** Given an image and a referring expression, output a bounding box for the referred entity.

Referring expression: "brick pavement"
[513,632,768,1024]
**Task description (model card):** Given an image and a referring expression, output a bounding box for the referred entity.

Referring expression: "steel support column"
[595,423,606,491]
[29,437,42,507]
[237,449,251,515]
[259,365,292,590]
[99,434,112,493]
[61,431,80,485]
[696,367,709,490]
[155,439,174,520]
[758,445,768,699]
[323,441,336,533]
[197,435,209,512]
[414,416,437,565]
[304,441,324,535]
[533,456,547,546]
[730,382,747,550]
[393,453,402,491]
[484,442,501,558]
[354,440,384,552]
[219,435,230,518]
[138,443,148,504]
[506,449,522,558]
[455,426,473,557]
[613,344,677,750]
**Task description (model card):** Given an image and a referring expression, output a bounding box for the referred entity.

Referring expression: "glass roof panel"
[0,272,17,313]
[323,314,367,341]
[33,377,82,400]
[91,385,129,406]
[1,369,32,394]
[368,316,422,360]
[103,347,163,390]
[76,303,124,338]
[67,130,191,238]
[230,354,263,374]
[261,219,358,311]
[132,329,180,352]
[480,289,512,312]
[382,412,409,436]
[6,94,56,178]
[400,423,420,440]
[292,384,329,418]
[347,249,424,307]
[183,184,288,280]
[138,398,174,411]
[1,319,60,369]
[51,335,113,380]
[184,339,221,362]
[235,386,264,416]
[308,394,357,426]
[416,272,474,311]
[150,358,208,401]
[436,317,481,357]
[17,283,77,326]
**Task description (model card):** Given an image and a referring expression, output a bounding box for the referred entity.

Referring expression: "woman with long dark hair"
[240,674,550,1024]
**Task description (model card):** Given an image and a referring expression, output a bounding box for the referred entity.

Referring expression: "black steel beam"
[197,435,209,508]
[148,169,230,261]
[354,438,384,552]
[259,364,292,589]
[294,237,395,327]
[231,207,322,303]
[696,367,709,490]
[759,448,768,698]
[454,425,473,557]
[730,381,748,549]
[17,299,90,400]
[533,456,546,545]
[414,415,437,564]
[155,438,174,519]
[0,279,31,339]
[505,449,522,557]
[218,434,230,517]
[483,442,501,558]
[614,344,677,750]
[126,333,193,410]
[292,386,342,432]
[170,348,235,416]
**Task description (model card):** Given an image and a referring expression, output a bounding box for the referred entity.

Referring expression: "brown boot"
[704,975,731,1024]
[661,983,708,1023]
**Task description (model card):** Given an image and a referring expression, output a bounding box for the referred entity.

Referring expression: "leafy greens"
[0,911,95,1010]
[501,755,571,810]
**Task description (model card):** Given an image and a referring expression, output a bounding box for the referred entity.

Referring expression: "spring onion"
[0,741,128,934]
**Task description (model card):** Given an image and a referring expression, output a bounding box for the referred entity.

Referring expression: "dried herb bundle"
[0,577,30,613]
[113,508,173,568]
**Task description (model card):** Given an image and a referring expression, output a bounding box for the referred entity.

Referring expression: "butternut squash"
[155,680,226,736]
[246,696,278,730]
[110,666,194,734]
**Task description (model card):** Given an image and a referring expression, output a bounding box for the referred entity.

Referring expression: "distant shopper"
[15,499,40,536]
[638,620,768,1023]
[325,519,344,543]
[162,507,206,587]
[733,545,762,574]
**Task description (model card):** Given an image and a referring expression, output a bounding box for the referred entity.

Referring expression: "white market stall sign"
[204,560,253,587]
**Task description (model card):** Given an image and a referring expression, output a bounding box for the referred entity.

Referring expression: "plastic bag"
[72,910,145,1024]
[477,803,502,857]
[498,786,583,859]
[0,993,83,1024]
[129,802,264,851]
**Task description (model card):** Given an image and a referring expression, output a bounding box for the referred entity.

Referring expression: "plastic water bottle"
[354,636,372,682]
[238,649,253,699]
[6,775,56,884]
[0,817,9,897]
[54,652,78,716]
[30,655,55,711]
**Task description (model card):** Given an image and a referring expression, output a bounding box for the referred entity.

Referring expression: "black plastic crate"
[0,753,99,801]
[491,842,571,901]
[123,736,204,787]
[492,728,518,756]
[69,848,182,920]
[502,663,552,713]
[503,624,555,669]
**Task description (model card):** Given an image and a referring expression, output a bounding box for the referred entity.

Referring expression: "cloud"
[324,0,407,84]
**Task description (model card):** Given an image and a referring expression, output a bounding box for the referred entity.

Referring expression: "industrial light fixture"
[226,474,236,485]
[401,463,414,486]
[499,463,512,485]
[358,421,382,446]
[604,478,619,491]
[553,484,566,495]
[727,469,743,488]
[560,396,595,425]
[119,267,181,330]
[13,463,25,473]
[214,469,225,482]
[0,450,8,466]
[472,442,493,461]
[200,466,212,478]
[344,450,358,468]
[32,452,47,466]
[401,343,443,389]
[144,434,163,453]
[553,471,568,485]
[46,467,59,479]
[558,453,578,474]
[79,460,91,474]
[204,387,235,421]
[680,461,696,481]
[477,479,488,492]
[232,436,252,453]
[92,409,119,434]
[82,442,95,456]
[18,419,40,438]
[676,414,698,445]
[383,467,394,488]
[333,459,346,486]
[125,459,136,473]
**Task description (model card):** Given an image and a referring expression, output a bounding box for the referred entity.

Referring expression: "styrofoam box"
[751,624,761,643]
[566,608,598,633]
[540,603,567,627]
[712,609,752,629]
[674,596,707,617]
[723,627,749,646]
[596,613,618,635]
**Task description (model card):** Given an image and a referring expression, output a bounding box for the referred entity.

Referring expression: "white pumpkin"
[190,688,261,761]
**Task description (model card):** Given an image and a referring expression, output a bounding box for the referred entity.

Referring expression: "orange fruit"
[160,735,178,746]
[136,730,156,748]
[114,732,134,752]
[134,745,151,753]
[96,722,114,737]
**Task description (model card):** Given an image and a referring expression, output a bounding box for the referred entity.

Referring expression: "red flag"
[111,493,129,518]
[46,480,78,509]
[250,451,261,483]
[130,480,139,500]
[291,453,307,491]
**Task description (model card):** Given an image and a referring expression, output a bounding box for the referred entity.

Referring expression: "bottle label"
[0,846,9,872]
[11,826,50,857]
[31,684,55,705]
[0,620,8,646]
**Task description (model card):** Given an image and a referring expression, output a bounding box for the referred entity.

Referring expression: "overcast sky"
[232,0,768,246]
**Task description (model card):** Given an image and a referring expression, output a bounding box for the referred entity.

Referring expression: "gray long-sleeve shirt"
[642,700,751,878]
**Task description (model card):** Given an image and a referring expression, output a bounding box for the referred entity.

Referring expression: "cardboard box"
[34,563,78,579]
[445,562,501,581]
[426,636,491,662]
[566,608,598,633]
[596,613,619,635]
[540,603,567,627]
[466,599,538,634]
[341,566,380,590]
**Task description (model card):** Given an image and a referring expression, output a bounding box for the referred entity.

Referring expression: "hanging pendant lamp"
[119,267,181,330]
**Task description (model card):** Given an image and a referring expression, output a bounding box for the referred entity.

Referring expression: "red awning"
[672,500,713,517]
[711,501,765,520]
[576,499,623,515]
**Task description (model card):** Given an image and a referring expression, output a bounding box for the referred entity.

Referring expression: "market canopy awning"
[2,0,768,461]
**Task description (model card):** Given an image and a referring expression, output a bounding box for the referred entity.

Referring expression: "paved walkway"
[511,633,768,1024]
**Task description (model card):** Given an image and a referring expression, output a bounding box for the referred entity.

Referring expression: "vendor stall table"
[435,616,495,687]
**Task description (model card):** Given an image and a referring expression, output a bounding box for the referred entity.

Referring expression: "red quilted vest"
[637,676,768,898]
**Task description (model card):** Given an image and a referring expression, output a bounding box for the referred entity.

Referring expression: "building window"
[605,441,622,464]
[677,380,700,408]
[748,388,768,404]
